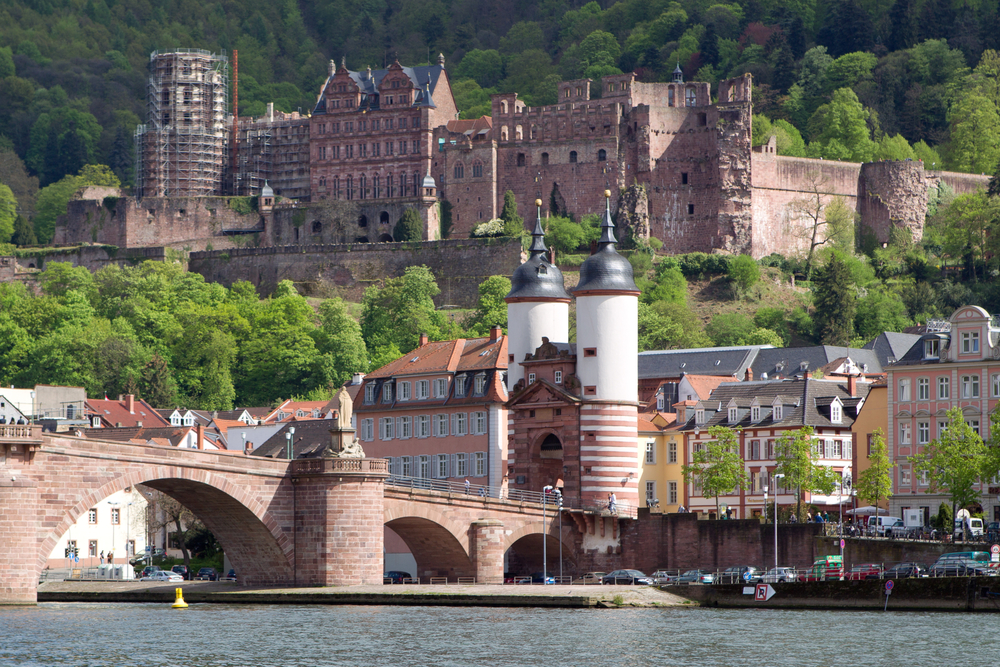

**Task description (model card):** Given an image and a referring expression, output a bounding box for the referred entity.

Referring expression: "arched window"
[500,126,509,141]
[379,233,394,243]
[358,215,368,228]
[333,176,340,198]
[473,162,483,178]
[380,211,390,225]
[355,236,369,243]
[569,151,577,163]
[685,87,697,107]
[413,173,419,194]
[530,125,537,139]
[454,163,465,179]
[312,221,322,234]
[500,100,508,114]
[401,172,407,196]
[387,174,394,197]
[517,153,525,167]
[668,88,675,107]
[598,149,607,161]
[359,174,367,199]
[373,174,380,198]
[515,124,523,140]
[541,152,549,165]
[346,176,354,200]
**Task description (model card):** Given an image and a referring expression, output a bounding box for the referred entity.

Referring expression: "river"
[1,603,995,666]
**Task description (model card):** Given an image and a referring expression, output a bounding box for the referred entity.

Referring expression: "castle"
[56,50,988,259]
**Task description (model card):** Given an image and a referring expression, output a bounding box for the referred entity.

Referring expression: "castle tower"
[504,199,571,391]
[572,190,640,507]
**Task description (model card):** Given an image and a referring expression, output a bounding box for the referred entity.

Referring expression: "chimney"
[352,372,366,385]
[196,423,205,450]
[848,374,858,397]
[490,325,502,342]
[745,367,754,382]
[419,332,429,347]
[549,248,556,265]
[126,394,135,414]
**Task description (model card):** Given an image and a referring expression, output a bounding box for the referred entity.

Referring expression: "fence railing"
[383,475,637,518]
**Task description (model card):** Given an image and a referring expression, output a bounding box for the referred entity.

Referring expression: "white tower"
[504,200,571,392]
[572,190,640,506]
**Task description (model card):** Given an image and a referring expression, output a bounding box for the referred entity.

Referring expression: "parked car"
[223,569,238,582]
[170,565,190,580]
[383,570,411,584]
[759,567,798,583]
[718,566,760,584]
[140,565,161,578]
[884,562,927,578]
[845,563,883,580]
[803,555,843,581]
[196,567,218,581]
[529,571,556,584]
[954,517,985,540]
[929,558,996,577]
[676,569,715,584]
[986,521,1000,542]
[140,570,183,582]
[602,569,653,585]
[573,572,607,585]
[651,570,677,585]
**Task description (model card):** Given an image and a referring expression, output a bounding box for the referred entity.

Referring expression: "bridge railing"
[383,475,637,518]
[0,424,43,440]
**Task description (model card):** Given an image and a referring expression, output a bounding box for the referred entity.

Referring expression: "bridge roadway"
[0,428,625,604]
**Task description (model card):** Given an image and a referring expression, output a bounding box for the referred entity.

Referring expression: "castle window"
[380,211,390,225]
[569,151,578,163]
[359,175,367,199]
[541,153,549,165]
[516,125,523,140]
[387,174,394,197]
[688,204,694,215]
[584,348,596,357]
[501,126,509,141]
[597,149,606,161]
[698,113,707,126]
[312,221,322,234]
[333,177,340,198]
[609,83,616,92]
[373,174,380,198]
[584,386,597,395]
[413,173,420,194]
[454,163,464,179]
[668,89,675,106]
[346,177,354,200]
[682,172,688,185]
[685,87,697,106]
[358,215,368,228]
[530,125,537,139]
[473,163,483,178]
[501,100,509,113]
[517,153,525,167]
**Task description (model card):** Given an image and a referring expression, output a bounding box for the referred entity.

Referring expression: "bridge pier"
[470,519,505,584]
[292,458,388,586]
[0,478,40,604]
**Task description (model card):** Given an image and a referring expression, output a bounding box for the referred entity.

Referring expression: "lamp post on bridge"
[285,426,296,461]
[773,473,785,572]
[543,485,553,584]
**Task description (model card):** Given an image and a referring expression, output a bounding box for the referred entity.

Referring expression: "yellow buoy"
[172,587,188,608]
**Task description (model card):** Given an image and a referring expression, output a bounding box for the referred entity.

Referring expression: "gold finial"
[535,198,542,207]
[604,189,611,198]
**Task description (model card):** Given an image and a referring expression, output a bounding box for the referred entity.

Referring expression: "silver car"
[140,570,183,582]
[759,567,797,583]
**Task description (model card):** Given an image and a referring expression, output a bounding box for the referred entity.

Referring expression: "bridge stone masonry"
[0,429,628,604]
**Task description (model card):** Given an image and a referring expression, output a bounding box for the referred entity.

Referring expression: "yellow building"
[638,413,684,513]
[851,379,888,511]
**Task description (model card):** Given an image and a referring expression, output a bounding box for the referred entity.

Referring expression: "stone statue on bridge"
[323,387,365,458]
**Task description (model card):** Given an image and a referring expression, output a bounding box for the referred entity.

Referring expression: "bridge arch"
[384,501,474,579]
[40,466,293,587]
[504,515,577,575]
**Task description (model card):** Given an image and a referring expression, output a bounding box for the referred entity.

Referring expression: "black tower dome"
[573,191,640,295]
[505,200,572,303]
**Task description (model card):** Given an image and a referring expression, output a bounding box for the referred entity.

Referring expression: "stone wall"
[187,237,522,306]
[858,161,928,243]
[11,246,167,273]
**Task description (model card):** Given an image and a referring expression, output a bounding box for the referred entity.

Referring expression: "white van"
[953,517,984,539]
[867,515,903,536]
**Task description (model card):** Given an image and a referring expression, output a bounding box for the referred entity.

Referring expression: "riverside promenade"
[37,581,691,608]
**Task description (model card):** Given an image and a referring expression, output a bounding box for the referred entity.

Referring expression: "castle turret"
[572,190,640,507]
[504,199,571,391]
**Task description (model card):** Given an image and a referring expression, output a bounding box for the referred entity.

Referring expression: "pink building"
[355,328,508,492]
[887,305,1000,522]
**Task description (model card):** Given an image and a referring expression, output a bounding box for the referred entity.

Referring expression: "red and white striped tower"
[572,190,640,508]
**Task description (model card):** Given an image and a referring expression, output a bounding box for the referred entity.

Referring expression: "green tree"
[32,174,80,244]
[948,93,1000,174]
[314,297,369,388]
[856,428,893,512]
[812,252,856,346]
[727,254,760,300]
[500,190,524,236]
[705,312,755,346]
[455,49,503,88]
[825,51,877,92]
[873,134,915,161]
[682,425,749,517]
[934,192,1000,282]
[393,208,423,241]
[806,88,876,162]
[545,216,595,254]
[10,215,37,246]
[788,173,854,278]
[360,265,447,356]
[775,425,841,520]
[463,275,511,337]
[0,183,15,243]
[909,407,989,530]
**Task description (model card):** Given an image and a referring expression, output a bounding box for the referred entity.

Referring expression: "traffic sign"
[743,571,752,581]
[992,545,999,554]
[885,580,893,594]
[755,583,776,601]
[840,539,845,548]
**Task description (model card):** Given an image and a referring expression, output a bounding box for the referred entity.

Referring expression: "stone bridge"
[0,429,625,604]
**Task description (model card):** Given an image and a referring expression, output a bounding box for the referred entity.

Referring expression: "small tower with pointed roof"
[504,199,571,391]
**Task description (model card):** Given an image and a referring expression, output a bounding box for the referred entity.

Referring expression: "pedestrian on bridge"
[465,478,471,494]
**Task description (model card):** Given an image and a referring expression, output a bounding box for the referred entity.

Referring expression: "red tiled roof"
[445,116,492,135]
[683,375,740,400]
[86,396,170,428]
[367,336,507,379]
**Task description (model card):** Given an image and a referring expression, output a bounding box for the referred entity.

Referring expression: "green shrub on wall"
[227,197,257,215]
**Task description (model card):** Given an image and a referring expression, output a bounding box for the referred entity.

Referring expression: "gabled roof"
[679,374,741,401]
[506,377,581,408]
[750,346,883,379]
[367,336,507,378]
[639,346,766,380]
[314,62,445,114]
[862,331,923,366]
[446,116,492,136]
[86,397,170,429]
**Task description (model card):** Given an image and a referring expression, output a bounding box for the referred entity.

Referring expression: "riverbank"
[37,580,692,608]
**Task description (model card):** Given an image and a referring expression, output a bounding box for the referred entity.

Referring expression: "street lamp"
[556,488,563,583]
[285,426,296,461]
[108,500,119,565]
[762,466,768,526]
[542,485,553,584]
[773,473,785,573]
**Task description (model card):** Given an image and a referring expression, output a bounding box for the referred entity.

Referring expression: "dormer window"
[455,375,467,396]
[695,409,705,424]
[365,384,376,403]
[183,413,194,426]
[924,339,940,359]
[728,407,738,423]
[830,400,842,424]
[399,381,411,401]
[171,412,181,426]
[773,404,783,421]
[382,384,393,403]
[656,391,664,411]
[554,370,563,385]
[92,415,101,427]
[474,374,487,395]
[962,331,980,354]
[751,406,760,422]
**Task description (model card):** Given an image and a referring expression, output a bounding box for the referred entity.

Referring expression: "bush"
[677,252,730,278]
[471,218,506,238]
[393,209,424,242]
[705,313,755,346]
